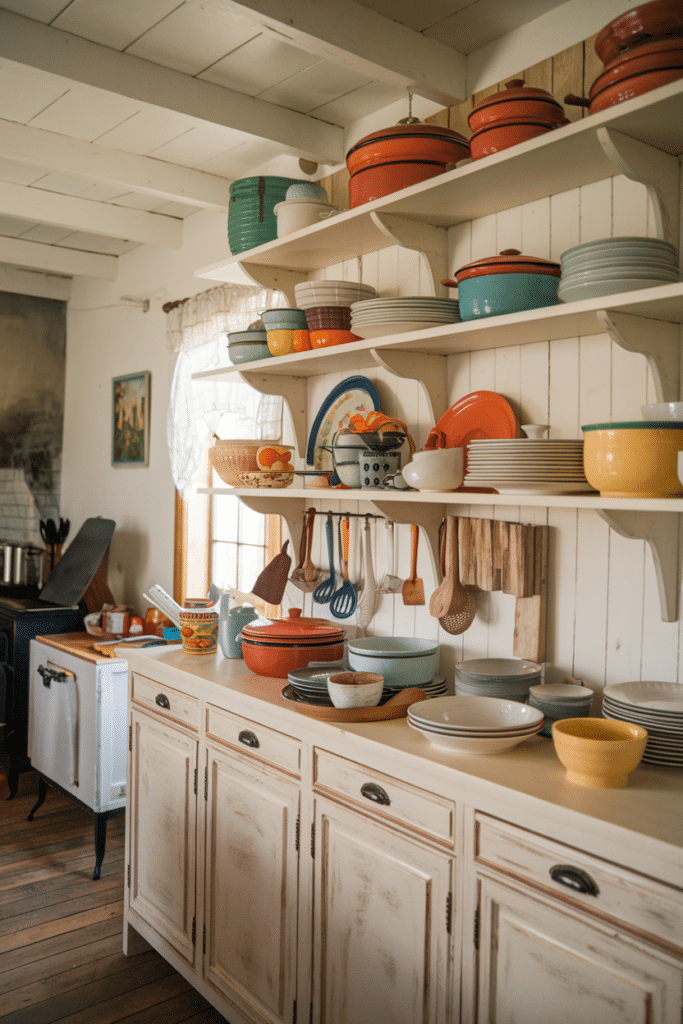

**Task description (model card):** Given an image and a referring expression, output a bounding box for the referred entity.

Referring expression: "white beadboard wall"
[281,172,683,704]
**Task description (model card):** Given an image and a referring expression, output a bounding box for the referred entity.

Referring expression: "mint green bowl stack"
[228,176,303,254]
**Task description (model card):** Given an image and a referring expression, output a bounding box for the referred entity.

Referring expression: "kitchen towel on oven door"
[33,662,79,787]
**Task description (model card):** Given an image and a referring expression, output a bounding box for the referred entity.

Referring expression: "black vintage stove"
[0,518,115,798]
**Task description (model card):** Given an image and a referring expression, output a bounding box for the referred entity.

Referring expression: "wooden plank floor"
[0,771,231,1023]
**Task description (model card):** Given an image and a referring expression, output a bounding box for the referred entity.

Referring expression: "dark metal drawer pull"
[549,864,599,896]
[155,693,171,709]
[239,729,259,748]
[360,782,390,806]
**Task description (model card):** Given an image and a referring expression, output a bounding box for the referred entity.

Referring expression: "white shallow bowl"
[642,403,683,421]
[407,719,542,753]
[408,695,544,731]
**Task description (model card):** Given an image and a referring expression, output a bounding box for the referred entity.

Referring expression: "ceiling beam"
[0,265,72,301]
[0,182,182,248]
[0,9,343,165]
[0,119,232,210]
[216,0,467,106]
[0,237,118,281]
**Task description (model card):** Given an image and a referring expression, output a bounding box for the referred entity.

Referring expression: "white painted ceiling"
[0,0,631,289]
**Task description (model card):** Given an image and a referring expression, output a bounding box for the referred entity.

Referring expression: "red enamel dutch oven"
[346,123,470,208]
[565,36,683,113]
[468,80,569,132]
[595,0,683,65]
[240,608,345,677]
[469,118,562,160]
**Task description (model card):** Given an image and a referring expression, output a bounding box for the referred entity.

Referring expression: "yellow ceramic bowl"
[266,329,295,357]
[582,421,683,497]
[551,717,648,788]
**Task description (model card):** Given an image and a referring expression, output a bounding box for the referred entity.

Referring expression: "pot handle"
[564,93,591,108]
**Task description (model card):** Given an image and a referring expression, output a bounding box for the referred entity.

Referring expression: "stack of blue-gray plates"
[528,682,594,737]
[228,176,302,254]
[455,657,542,703]
[558,236,680,303]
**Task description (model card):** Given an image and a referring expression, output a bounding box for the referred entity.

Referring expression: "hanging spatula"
[250,540,291,605]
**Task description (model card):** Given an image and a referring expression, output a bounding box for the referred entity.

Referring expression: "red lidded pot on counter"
[239,608,346,678]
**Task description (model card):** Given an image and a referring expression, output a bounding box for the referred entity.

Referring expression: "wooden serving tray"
[280,685,426,722]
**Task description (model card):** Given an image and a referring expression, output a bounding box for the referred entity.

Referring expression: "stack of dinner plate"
[558,237,680,303]
[350,296,460,339]
[463,437,593,495]
[407,695,544,754]
[287,667,447,706]
[294,280,376,309]
[601,681,683,767]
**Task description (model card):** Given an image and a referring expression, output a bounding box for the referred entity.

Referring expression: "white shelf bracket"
[237,262,308,306]
[237,494,306,558]
[596,127,680,246]
[235,370,309,459]
[597,310,680,404]
[370,213,448,296]
[369,499,444,579]
[370,349,448,422]
[596,509,679,622]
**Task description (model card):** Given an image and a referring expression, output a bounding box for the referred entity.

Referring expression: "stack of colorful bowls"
[528,682,594,737]
[558,236,680,302]
[226,326,270,364]
[454,657,542,703]
[468,79,570,160]
[228,175,302,254]
[261,307,308,357]
[294,279,376,348]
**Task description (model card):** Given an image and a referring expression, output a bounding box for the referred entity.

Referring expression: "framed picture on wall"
[112,371,151,466]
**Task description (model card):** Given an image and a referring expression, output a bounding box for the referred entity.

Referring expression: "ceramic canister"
[358,449,401,488]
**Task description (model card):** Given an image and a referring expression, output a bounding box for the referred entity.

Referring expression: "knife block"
[458,518,548,663]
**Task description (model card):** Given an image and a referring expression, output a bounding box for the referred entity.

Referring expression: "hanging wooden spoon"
[429,517,455,619]
[440,517,477,635]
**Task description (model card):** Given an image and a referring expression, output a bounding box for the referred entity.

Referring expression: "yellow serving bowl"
[266,329,295,357]
[582,421,683,497]
[552,717,648,788]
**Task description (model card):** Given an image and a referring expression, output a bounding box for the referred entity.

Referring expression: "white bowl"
[407,718,542,753]
[274,198,339,236]
[401,448,464,492]
[408,695,544,731]
[327,671,384,708]
[642,402,683,421]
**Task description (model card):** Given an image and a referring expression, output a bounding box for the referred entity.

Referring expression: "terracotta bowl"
[589,64,683,112]
[309,329,360,348]
[552,718,648,788]
[595,0,683,65]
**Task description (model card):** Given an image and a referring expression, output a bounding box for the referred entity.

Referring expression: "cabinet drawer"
[131,673,199,731]
[314,749,455,845]
[475,812,683,953]
[205,705,301,776]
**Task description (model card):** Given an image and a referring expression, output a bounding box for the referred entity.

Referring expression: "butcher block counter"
[121,644,683,1024]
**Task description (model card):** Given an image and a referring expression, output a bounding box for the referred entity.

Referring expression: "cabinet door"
[474,874,683,1024]
[204,745,300,1024]
[128,709,198,965]
[312,797,454,1024]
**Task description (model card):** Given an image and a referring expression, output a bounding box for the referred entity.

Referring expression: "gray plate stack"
[455,657,542,703]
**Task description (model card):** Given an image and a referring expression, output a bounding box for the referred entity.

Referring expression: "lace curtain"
[167,282,285,496]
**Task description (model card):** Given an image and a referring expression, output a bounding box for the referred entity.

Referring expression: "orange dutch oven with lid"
[345,122,469,208]
[468,79,569,132]
[239,608,345,677]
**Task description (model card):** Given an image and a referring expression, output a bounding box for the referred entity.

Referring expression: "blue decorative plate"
[306,376,380,482]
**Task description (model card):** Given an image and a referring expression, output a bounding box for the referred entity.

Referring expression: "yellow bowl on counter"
[551,717,648,788]
[582,421,683,497]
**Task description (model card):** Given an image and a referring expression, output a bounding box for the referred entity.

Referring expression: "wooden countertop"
[121,644,683,888]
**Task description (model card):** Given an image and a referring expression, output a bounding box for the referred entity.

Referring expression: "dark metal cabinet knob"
[155,693,171,709]
[360,782,391,806]
[549,864,599,896]
[238,729,259,748]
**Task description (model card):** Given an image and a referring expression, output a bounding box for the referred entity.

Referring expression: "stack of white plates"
[407,695,544,754]
[294,280,376,310]
[558,237,680,303]
[601,681,683,767]
[350,296,460,339]
[463,437,594,495]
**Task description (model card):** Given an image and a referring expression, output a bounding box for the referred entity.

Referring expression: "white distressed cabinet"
[122,648,683,1024]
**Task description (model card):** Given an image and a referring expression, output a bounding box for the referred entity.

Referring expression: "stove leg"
[6,766,18,800]
[27,777,48,820]
[93,812,109,880]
